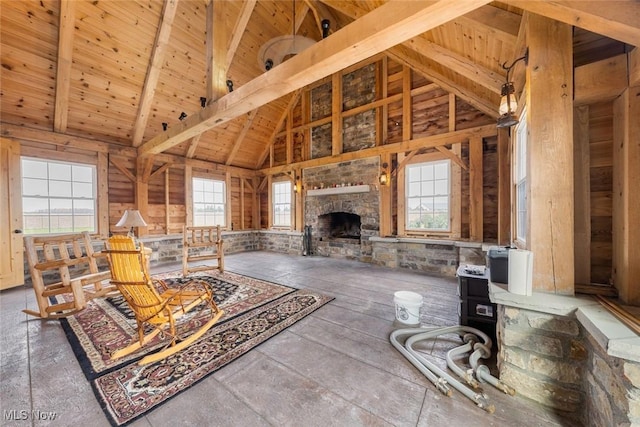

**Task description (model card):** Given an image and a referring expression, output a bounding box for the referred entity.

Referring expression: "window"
[272,181,292,227]
[406,160,450,231]
[193,178,226,226]
[21,158,96,234]
[514,109,528,242]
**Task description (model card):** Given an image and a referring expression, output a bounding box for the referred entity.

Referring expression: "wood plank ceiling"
[1,1,638,171]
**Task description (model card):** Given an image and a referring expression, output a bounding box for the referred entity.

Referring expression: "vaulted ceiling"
[1,1,638,170]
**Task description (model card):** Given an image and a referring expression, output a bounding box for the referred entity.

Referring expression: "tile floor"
[0,251,581,426]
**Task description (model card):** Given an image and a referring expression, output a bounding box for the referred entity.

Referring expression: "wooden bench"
[182,225,224,276]
[23,231,115,319]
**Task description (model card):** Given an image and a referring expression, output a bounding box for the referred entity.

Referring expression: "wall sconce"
[294,177,302,193]
[162,122,168,131]
[178,112,187,121]
[497,49,528,128]
[226,80,234,92]
[379,162,389,186]
[200,97,207,108]
[116,209,147,238]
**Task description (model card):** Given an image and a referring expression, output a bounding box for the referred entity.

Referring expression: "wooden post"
[526,15,574,294]
[97,152,109,237]
[469,136,483,241]
[379,153,392,237]
[295,168,303,232]
[497,128,511,245]
[135,157,149,236]
[185,166,193,226]
[331,72,342,156]
[573,105,591,285]
[613,86,640,305]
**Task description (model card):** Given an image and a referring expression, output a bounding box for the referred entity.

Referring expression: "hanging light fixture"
[497,49,528,129]
[257,0,317,71]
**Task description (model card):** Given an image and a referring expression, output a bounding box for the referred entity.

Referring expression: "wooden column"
[613,86,640,305]
[97,152,109,237]
[573,105,591,285]
[526,15,574,294]
[379,153,392,237]
[469,136,483,241]
[294,168,303,232]
[185,165,193,226]
[331,73,342,156]
[135,157,150,236]
[497,128,511,245]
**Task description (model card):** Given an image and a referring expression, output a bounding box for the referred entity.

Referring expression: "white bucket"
[393,291,423,325]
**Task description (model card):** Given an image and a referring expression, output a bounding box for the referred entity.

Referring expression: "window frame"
[192,177,227,227]
[404,159,452,233]
[21,157,97,235]
[271,180,293,229]
[513,107,528,245]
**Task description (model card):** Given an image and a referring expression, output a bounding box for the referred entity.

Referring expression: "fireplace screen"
[318,212,361,239]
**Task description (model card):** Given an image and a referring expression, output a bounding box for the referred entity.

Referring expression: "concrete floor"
[1,251,580,426]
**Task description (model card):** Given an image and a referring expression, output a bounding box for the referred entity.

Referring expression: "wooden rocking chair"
[104,235,224,365]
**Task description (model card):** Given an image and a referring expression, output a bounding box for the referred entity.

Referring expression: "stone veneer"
[491,285,640,426]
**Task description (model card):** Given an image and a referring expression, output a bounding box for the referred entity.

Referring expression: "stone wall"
[370,237,484,276]
[257,231,303,255]
[496,304,640,425]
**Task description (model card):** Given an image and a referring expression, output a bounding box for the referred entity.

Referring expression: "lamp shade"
[116,209,147,228]
[499,93,518,116]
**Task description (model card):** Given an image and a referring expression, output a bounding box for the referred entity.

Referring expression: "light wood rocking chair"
[182,225,224,276]
[104,235,224,365]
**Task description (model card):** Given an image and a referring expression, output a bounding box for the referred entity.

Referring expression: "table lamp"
[116,209,147,237]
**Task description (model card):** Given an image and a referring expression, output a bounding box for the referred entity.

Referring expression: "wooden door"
[0,137,24,289]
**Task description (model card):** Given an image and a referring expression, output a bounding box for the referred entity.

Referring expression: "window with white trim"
[21,157,97,234]
[193,177,226,226]
[514,109,528,242]
[406,160,450,231]
[272,181,292,227]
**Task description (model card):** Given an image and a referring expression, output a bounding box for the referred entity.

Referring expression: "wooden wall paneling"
[574,105,591,285]
[226,171,232,230]
[240,177,245,230]
[497,128,511,245]
[526,15,574,294]
[469,136,483,241]
[613,86,640,304]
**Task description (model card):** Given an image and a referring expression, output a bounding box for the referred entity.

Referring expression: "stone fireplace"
[303,157,380,260]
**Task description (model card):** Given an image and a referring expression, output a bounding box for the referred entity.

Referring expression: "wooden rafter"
[109,157,136,183]
[255,90,302,169]
[388,47,498,118]
[226,0,257,67]
[131,0,179,147]
[405,36,504,94]
[185,135,202,159]
[507,0,640,47]
[53,0,75,133]
[226,110,259,166]
[459,5,520,45]
[138,0,493,157]
[206,0,228,102]
[149,163,172,180]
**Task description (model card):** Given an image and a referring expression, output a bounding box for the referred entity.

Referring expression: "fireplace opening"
[318,212,361,239]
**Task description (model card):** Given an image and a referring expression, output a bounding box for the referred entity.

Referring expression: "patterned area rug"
[60,270,332,426]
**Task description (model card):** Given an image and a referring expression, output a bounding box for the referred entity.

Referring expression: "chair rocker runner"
[104,235,224,365]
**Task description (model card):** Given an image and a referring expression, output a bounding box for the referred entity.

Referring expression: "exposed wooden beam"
[574,53,628,105]
[53,0,75,133]
[261,124,496,175]
[255,90,302,169]
[226,0,257,67]
[108,157,136,183]
[458,5,520,45]
[149,162,172,180]
[435,145,468,170]
[226,110,258,166]
[206,0,228,103]
[404,36,504,94]
[131,0,179,147]
[630,48,640,86]
[388,47,498,118]
[185,134,202,158]
[507,0,640,47]
[138,0,493,157]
